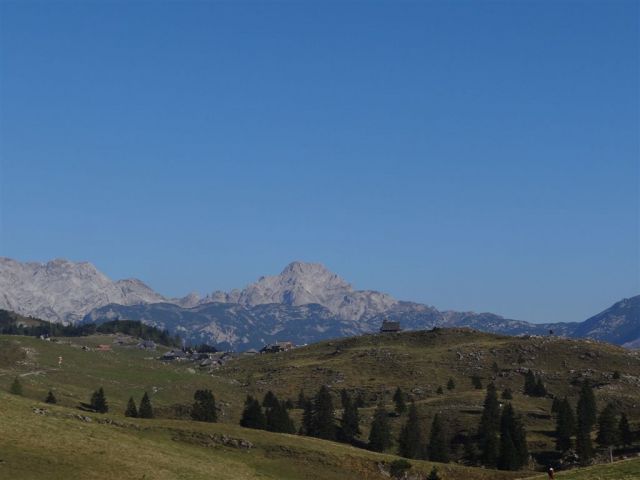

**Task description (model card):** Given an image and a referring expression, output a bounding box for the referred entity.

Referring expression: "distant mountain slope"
[571,296,640,347]
[1,257,637,349]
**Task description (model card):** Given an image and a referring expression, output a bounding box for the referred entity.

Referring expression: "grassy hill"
[1,328,639,479]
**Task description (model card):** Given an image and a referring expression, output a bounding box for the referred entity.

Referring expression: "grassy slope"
[1,329,639,479]
[0,391,525,480]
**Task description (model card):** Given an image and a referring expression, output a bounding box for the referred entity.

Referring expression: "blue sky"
[1,1,638,324]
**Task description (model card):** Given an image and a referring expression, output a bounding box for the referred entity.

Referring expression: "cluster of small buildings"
[160,349,234,369]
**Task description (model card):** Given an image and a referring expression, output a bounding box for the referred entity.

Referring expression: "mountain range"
[1,257,638,350]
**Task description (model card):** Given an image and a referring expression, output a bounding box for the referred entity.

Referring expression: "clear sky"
[0,1,638,324]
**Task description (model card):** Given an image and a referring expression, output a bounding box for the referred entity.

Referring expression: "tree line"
[0,318,181,347]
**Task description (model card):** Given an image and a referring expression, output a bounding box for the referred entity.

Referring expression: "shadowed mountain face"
[1,257,637,350]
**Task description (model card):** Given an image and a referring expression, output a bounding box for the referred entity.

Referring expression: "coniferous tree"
[555,397,575,452]
[428,413,449,463]
[301,398,314,435]
[266,398,295,434]
[45,390,57,404]
[596,403,619,448]
[355,391,366,408]
[138,392,154,419]
[90,387,108,413]
[393,387,407,415]
[125,396,138,417]
[297,390,306,409]
[240,395,266,430]
[311,385,336,440]
[478,383,500,467]
[446,378,455,390]
[534,377,547,397]
[263,390,278,409]
[498,403,528,470]
[501,388,513,400]
[191,389,217,422]
[522,370,538,396]
[436,386,444,395]
[471,375,483,390]
[618,413,633,447]
[339,390,360,442]
[10,377,22,395]
[398,401,424,459]
[576,381,597,463]
[551,397,561,414]
[368,403,391,452]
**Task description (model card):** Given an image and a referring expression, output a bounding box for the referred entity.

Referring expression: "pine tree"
[471,375,483,390]
[45,390,57,404]
[618,413,633,447]
[523,370,536,396]
[312,385,336,440]
[191,389,217,422]
[596,403,619,448]
[125,396,138,417]
[339,390,360,442]
[10,377,22,395]
[240,395,266,430]
[446,378,455,390]
[297,390,307,409]
[555,397,575,452]
[478,383,500,467]
[355,391,366,408]
[576,381,596,463]
[498,403,528,470]
[501,388,513,400]
[534,377,547,397]
[393,387,407,415]
[368,403,391,452]
[398,401,424,459]
[428,414,449,463]
[90,387,108,413]
[301,398,314,435]
[263,390,278,409]
[266,399,295,434]
[340,388,349,408]
[551,397,561,414]
[138,392,154,419]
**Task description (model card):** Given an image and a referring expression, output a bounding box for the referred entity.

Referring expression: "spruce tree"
[501,388,513,400]
[312,385,336,440]
[90,387,108,413]
[471,375,483,390]
[436,386,444,395]
[398,401,424,459]
[555,397,575,452]
[138,392,154,419]
[10,377,22,395]
[263,390,278,409]
[266,399,295,434]
[393,387,407,415]
[498,403,528,470]
[191,389,217,422]
[576,381,596,463]
[240,395,266,430]
[618,413,633,447]
[301,398,314,435]
[596,403,619,448]
[297,389,307,409]
[478,383,500,467]
[551,397,561,414]
[428,413,449,463]
[125,396,138,418]
[339,390,360,442]
[368,403,391,452]
[446,378,455,390]
[45,390,57,404]
[523,370,536,396]
[355,391,366,408]
[534,377,547,397]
